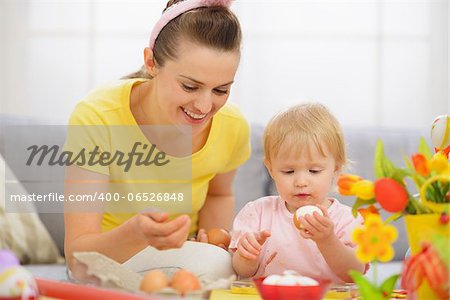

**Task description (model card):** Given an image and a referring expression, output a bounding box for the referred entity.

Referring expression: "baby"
[230,103,367,283]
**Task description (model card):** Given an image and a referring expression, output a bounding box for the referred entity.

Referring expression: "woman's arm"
[197,170,237,231]
[64,166,191,270]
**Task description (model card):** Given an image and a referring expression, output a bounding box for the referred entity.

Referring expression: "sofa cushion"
[0,114,66,255]
[0,154,64,264]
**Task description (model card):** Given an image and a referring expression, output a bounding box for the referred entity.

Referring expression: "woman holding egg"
[64,0,249,281]
[231,103,367,283]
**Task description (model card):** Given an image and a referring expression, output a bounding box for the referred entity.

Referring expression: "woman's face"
[149,39,240,137]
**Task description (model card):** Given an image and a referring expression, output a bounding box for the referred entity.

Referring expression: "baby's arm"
[232,230,271,278]
[316,235,365,282]
[298,205,365,282]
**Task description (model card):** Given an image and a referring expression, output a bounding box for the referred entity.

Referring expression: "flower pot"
[404,214,449,300]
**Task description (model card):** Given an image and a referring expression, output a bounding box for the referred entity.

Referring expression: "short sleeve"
[221,113,251,174]
[229,201,261,249]
[64,102,110,176]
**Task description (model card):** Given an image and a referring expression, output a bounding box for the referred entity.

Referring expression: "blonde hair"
[263,103,346,168]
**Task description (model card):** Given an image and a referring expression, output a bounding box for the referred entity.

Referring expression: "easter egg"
[0,250,19,273]
[0,266,38,299]
[293,205,323,230]
[431,115,450,152]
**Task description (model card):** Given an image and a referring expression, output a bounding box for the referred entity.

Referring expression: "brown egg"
[170,269,201,295]
[207,228,231,248]
[293,205,324,231]
[140,269,169,293]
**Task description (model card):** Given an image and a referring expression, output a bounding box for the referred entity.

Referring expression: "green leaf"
[352,198,377,217]
[384,212,403,224]
[379,274,400,298]
[418,137,433,159]
[374,140,398,179]
[349,270,384,300]
[391,168,410,184]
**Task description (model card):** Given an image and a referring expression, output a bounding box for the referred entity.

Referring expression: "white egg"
[295,205,323,219]
[282,270,300,276]
[262,274,282,285]
[297,276,319,286]
[276,275,302,286]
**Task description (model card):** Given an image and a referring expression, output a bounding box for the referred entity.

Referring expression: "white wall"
[1,0,448,128]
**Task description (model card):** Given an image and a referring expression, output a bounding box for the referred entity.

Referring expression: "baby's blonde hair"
[263,103,346,168]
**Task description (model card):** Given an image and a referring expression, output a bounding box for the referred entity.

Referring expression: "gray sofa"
[1,114,428,282]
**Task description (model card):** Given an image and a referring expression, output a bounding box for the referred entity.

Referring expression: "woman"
[64,0,249,279]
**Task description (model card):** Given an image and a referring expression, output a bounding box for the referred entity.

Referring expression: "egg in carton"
[72,240,236,299]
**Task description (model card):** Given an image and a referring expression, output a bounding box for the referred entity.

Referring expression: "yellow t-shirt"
[65,79,251,234]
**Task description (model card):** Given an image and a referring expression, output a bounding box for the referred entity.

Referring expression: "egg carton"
[72,251,235,299]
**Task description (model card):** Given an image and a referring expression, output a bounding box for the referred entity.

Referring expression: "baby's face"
[265,144,338,213]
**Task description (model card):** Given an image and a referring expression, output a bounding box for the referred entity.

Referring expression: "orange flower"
[374,178,408,213]
[358,205,379,220]
[412,154,430,177]
[337,174,362,196]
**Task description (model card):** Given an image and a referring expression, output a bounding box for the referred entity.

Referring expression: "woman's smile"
[181,106,208,124]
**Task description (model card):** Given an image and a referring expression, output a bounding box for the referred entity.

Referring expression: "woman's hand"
[298,204,335,243]
[236,230,271,261]
[194,228,209,243]
[133,212,191,250]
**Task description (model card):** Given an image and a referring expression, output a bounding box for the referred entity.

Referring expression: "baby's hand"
[236,230,271,261]
[298,204,335,243]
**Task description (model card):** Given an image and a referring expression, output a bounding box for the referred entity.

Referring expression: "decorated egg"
[207,228,231,249]
[431,115,450,154]
[0,250,19,273]
[293,205,324,230]
[0,266,38,299]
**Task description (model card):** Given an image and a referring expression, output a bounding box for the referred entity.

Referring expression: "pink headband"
[149,0,233,49]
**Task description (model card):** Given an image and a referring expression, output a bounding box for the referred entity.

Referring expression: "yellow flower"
[351,180,375,200]
[428,152,449,174]
[352,214,398,263]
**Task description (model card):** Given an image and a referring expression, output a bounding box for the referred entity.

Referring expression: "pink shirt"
[230,196,364,283]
